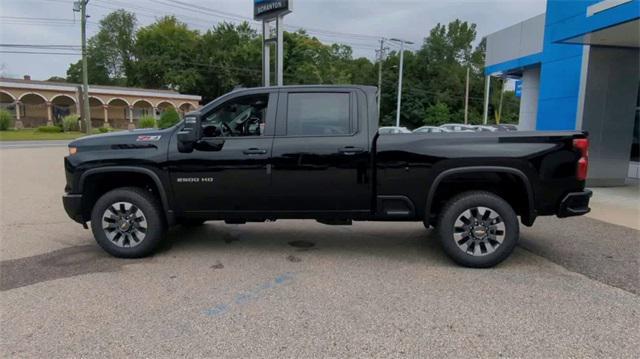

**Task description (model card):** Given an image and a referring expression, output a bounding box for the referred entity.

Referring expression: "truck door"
[270,89,371,212]
[167,91,277,213]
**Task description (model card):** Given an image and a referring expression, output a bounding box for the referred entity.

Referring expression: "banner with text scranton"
[254,0,290,20]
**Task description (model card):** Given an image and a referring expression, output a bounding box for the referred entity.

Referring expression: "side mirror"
[177,114,201,153]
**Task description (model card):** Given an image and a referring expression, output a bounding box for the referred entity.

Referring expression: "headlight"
[68,147,78,155]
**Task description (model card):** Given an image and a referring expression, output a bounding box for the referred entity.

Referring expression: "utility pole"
[74,0,91,133]
[464,67,470,125]
[390,38,414,128]
[375,39,388,118]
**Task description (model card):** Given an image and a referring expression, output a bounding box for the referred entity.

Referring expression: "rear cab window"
[286,92,351,136]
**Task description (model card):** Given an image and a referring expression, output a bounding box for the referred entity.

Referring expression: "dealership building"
[485,0,639,186]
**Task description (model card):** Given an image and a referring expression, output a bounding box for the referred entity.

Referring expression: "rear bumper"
[557,190,592,218]
[62,193,84,224]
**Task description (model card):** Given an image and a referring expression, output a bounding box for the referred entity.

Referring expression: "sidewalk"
[587,179,640,230]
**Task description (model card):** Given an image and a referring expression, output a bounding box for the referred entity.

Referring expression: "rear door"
[270,88,371,212]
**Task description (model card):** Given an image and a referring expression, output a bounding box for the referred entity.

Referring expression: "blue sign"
[515,80,522,98]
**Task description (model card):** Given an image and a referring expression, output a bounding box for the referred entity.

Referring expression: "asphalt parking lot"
[1,146,639,357]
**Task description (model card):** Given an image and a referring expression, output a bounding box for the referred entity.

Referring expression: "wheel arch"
[78,167,173,224]
[424,166,536,227]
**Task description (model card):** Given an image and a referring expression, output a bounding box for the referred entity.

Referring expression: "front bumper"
[62,193,84,224]
[557,190,592,218]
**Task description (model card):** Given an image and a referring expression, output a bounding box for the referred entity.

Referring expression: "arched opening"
[50,94,77,125]
[18,93,48,128]
[89,97,106,128]
[0,91,16,118]
[107,98,130,129]
[156,101,176,116]
[132,99,154,124]
[178,102,196,115]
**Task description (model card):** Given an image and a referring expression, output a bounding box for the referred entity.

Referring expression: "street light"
[389,38,414,127]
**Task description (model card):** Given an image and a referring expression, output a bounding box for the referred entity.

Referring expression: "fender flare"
[424,166,536,226]
[79,166,173,223]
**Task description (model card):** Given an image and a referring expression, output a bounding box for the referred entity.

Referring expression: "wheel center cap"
[472,226,487,238]
[118,220,131,231]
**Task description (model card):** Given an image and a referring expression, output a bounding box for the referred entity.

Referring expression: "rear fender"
[424,166,536,227]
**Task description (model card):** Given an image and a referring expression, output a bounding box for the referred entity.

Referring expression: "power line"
[144,0,384,44]
[1,15,76,22]
[17,0,392,47]
[89,1,382,51]
[0,44,81,49]
[0,50,81,55]
[0,16,99,27]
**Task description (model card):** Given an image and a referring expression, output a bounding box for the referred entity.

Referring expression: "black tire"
[178,218,206,227]
[90,187,166,258]
[436,191,519,268]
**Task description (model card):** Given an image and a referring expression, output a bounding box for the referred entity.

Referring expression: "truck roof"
[231,84,378,93]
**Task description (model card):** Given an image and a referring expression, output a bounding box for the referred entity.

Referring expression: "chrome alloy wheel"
[101,201,147,248]
[453,206,505,256]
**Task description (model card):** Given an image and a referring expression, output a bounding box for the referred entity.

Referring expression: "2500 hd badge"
[176,177,214,183]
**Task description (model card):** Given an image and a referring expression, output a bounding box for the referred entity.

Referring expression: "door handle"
[243,148,267,155]
[339,146,364,155]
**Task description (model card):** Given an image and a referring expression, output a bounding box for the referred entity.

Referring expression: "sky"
[0,0,547,81]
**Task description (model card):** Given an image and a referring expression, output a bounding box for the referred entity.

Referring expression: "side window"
[201,94,268,137]
[286,93,350,136]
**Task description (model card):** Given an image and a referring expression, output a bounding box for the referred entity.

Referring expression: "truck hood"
[69,127,176,151]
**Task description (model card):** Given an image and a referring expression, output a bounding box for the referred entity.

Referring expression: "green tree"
[133,16,200,92]
[66,9,137,85]
[66,55,110,85]
[62,11,515,128]
[194,22,262,102]
[424,102,451,125]
[158,108,181,129]
[46,76,66,82]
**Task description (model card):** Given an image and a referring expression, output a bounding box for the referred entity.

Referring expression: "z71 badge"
[136,135,161,142]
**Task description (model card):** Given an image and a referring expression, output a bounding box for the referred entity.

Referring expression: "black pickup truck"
[63,85,591,267]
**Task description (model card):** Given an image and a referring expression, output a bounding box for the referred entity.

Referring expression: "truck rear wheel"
[436,191,519,268]
[90,187,166,258]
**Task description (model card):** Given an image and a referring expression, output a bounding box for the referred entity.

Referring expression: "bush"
[98,127,112,133]
[0,109,13,131]
[424,102,451,126]
[157,108,180,129]
[61,114,80,132]
[138,116,156,129]
[36,125,62,133]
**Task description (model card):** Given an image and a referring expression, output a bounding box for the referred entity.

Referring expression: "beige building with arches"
[0,76,201,129]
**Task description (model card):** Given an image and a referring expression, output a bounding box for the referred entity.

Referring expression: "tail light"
[573,138,589,181]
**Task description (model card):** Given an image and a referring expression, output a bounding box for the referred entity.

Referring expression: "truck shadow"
[0,245,148,291]
[161,221,514,268]
[1,221,534,291]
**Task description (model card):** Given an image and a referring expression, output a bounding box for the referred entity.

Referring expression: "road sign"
[515,80,522,98]
[254,0,291,21]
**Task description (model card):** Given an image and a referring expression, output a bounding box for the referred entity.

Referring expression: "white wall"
[518,67,541,130]
[581,47,640,186]
[486,14,545,67]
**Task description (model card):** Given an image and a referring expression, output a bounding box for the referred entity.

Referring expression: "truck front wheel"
[90,187,166,258]
[436,191,519,268]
